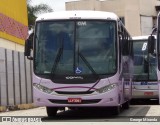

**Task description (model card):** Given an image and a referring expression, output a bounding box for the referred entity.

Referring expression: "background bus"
[132,36,158,100]
[25,11,133,116]
[148,13,160,104]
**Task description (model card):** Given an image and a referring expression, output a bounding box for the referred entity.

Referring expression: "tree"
[27,0,53,28]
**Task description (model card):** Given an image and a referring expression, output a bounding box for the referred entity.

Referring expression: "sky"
[31,0,79,12]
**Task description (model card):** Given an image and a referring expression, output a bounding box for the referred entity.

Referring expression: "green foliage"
[27,0,53,27]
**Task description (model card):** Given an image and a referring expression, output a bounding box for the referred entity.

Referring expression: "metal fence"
[0,47,33,106]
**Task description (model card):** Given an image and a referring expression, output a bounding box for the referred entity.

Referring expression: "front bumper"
[132,89,158,99]
[33,87,120,107]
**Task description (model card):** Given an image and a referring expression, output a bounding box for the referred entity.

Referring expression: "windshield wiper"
[78,51,99,80]
[50,34,64,79]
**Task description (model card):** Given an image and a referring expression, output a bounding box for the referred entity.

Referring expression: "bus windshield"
[34,20,116,79]
[133,39,157,81]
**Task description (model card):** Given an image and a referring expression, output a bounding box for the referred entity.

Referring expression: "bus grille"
[55,91,94,95]
[48,99,101,104]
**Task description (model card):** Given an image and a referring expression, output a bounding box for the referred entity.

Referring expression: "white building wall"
[124,0,141,36]
[139,0,157,16]
[66,0,101,10]
[0,38,24,52]
[101,0,125,17]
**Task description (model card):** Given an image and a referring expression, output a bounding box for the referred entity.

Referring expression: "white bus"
[132,36,158,100]
[25,11,133,116]
[148,12,160,104]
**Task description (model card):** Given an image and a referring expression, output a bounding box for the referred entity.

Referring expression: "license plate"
[68,98,82,103]
[144,92,153,96]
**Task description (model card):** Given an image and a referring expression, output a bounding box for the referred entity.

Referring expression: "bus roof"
[132,35,156,40]
[36,10,119,21]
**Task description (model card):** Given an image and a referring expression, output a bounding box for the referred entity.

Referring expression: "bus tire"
[112,106,121,115]
[46,107,58,117]
[122,101,130,109]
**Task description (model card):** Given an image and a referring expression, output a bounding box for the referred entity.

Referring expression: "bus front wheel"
[112,106,121,115]
[122,101,130,109]
[46,107,58,117]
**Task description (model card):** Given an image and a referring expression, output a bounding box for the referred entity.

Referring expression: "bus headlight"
[33,83,53,94]
[96,83,117,93]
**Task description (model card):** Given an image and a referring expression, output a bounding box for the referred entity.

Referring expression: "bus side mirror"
[148,35,155,54]
[25,33,33,60]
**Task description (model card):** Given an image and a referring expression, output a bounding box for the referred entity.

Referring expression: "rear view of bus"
[25,11,133,116]
[132,36,158,100]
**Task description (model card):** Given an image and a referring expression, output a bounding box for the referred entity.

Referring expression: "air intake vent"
[48,99,101,104]
[55,91,94,95]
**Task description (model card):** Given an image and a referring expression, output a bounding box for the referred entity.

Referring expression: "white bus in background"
[132,36,158,100]
[148,12,160,104]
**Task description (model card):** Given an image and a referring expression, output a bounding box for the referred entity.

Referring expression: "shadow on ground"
[42,108,121,121]
[41,106,151,122]
[130,99,159,105]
